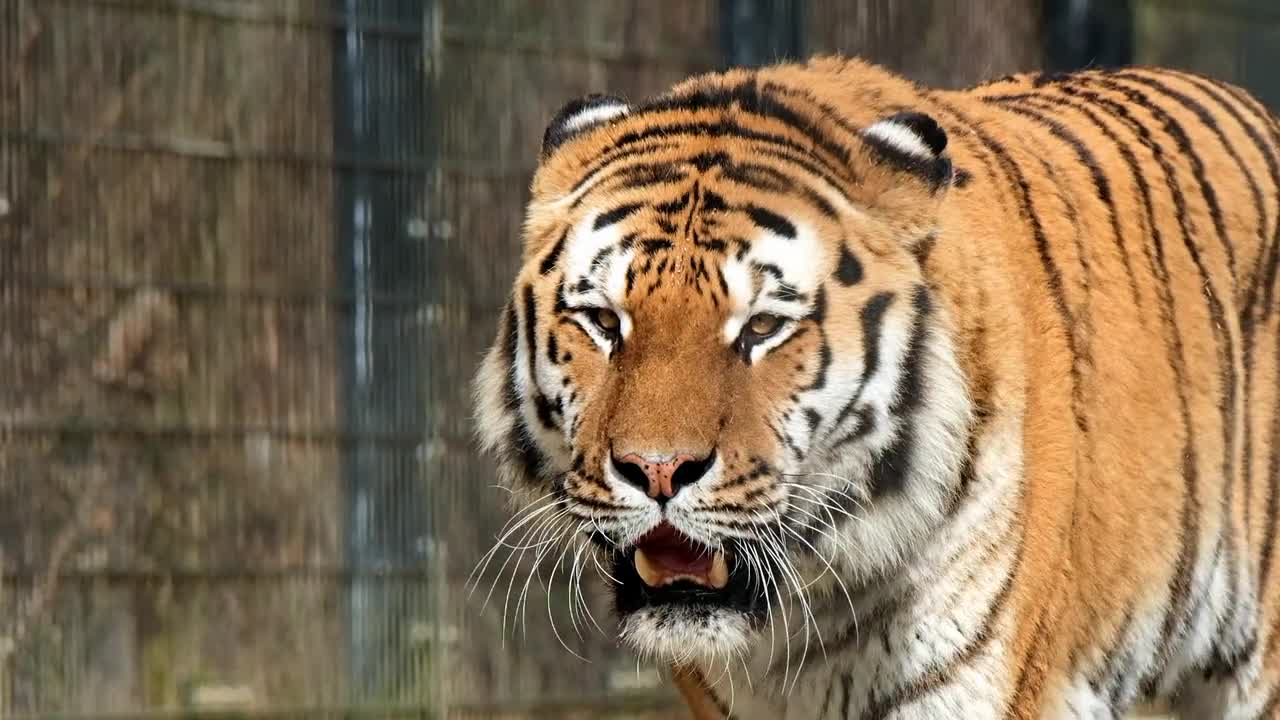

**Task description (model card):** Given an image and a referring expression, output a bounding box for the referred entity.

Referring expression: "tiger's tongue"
[645,541,713,575]
[633,523,728,589]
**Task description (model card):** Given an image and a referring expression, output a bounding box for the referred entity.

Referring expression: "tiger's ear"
[542,94,630,157]
[859,111,953,193]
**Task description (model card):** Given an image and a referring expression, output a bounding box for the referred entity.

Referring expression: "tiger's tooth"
[709,551,729,589]
[634,548,663,587]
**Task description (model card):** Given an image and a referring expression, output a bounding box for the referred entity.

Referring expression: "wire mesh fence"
[0,0,1277,718]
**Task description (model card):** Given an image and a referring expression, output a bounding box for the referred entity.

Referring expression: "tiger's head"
[473,70,972,666]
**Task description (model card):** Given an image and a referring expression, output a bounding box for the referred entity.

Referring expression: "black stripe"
[609,118,851,188]
[1086,70,1240,569]
[1100,606,1139,707]
[592,202,643,230]
[719,158,840,218]
[1258,324,1280,596]
[587,245,616,275]
[829,292,895,440]
[639,77,855,172]
[1217,82,1280,329]
[499,301,518,370]
[569,162,688,210]
[803,407,822,437]
[769,282,803,303]
[521,285,559,433]
[538,229,568,275]
[1051,76,1213,665]
[695,678,735,720]
[744,204,796,239]
[1133,65,1274,643]
[807,283,828,324]
[1004,598,1055,718]
[693,144,851,215]
[612,162,688,192]
[682,180,701,237]
[866,288,931,498]
[1169,70,1280,569]
[701,190,727,213]
[579,140,845,221]
[982,97,1142,314]
[1111,69,1251,284]
[800,337,832,394]
[911,232,939,265]
[836,245,864,285]
[568,140,683,194]
[928,95,1088,436]
[860,512,1024,720]
[753,262,783,283]
[655,192,689,214]
[639,238,673,254]
[1169,73,1280,291]
[759,78,875,162]
[545,330,559,365]
[501,302,548,484]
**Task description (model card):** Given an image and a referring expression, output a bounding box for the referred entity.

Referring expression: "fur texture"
[471,57,1280,719]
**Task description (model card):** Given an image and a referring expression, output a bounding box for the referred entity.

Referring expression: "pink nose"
[612,451,716,499]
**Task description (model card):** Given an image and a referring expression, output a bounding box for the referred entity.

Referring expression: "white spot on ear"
[864,119,936,160]
[561,102,629,134]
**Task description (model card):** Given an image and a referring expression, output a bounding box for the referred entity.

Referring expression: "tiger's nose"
[612,450,717,501]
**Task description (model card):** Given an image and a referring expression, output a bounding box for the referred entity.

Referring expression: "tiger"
[471,55,1280,719]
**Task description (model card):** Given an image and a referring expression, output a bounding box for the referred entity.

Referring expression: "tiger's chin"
[609,522,768,664]
[618,604,755,666]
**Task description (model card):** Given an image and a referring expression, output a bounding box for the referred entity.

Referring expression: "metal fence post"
[1043,0,1134,72]
[720,0,806,68]
[333,0,435,705]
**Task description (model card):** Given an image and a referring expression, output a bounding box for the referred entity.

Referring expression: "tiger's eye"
[591,308,620,333]
[746,313,783,338]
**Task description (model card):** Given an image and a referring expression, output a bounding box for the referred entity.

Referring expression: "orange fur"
[476,57,1280,718]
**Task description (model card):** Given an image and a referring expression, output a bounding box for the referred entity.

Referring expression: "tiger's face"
[474,80,971,665]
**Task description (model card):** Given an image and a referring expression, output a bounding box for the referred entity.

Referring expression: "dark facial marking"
[539,229,569,275]
[745,204,797,239]
[593,203,644,230]
[641,238,674,254]
[836,246,864,285]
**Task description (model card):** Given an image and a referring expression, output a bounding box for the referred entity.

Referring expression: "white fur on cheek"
[472,345,511,457]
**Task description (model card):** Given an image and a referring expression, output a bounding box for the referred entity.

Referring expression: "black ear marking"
[861,111,952,190]
[885,111,947,155]
[542,94,630,156]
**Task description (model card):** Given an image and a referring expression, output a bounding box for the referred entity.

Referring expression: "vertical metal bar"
[1043,0,1134,72]
[333,0,433,705]
[720,0,806,69]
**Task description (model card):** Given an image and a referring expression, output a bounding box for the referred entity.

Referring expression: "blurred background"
[0,1,1276,718]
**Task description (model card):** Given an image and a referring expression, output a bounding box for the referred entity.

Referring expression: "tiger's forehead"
[555,179,829,324]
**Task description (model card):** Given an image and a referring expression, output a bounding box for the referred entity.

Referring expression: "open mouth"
[633,522,730,590]
[611,522,765,619]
